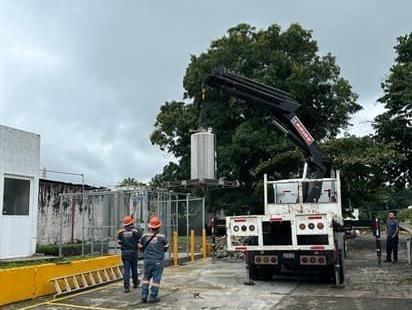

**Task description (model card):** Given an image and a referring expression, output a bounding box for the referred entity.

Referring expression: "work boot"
[148,297,160,304]
[124,284,130,293]
[133,278,140,288]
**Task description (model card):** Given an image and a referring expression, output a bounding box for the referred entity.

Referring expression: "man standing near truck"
[118,215,141,292]
[385,212,400,263]
[139,216,169,304]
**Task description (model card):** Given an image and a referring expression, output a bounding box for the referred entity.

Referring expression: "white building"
[0,125,40,259]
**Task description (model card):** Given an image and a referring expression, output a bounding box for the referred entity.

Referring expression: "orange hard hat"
[148,216,161,229]
[123,215,134,226]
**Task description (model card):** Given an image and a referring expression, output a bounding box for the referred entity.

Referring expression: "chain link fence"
[56,187,205,258]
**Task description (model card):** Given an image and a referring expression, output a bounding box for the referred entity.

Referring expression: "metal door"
[0,175,35,259]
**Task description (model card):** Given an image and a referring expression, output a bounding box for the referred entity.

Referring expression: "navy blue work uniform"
[117,226,141,289]
[386,218,399,262]
[139,231,169,301]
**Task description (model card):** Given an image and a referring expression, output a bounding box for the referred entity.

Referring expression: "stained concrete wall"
[0,125,40,258]
[37,180,100,245]
[36,181,150,245]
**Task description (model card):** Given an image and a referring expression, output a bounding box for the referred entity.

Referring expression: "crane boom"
[205,69,326,179]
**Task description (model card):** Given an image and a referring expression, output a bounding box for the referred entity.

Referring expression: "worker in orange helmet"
[118,215,141,293]
[139,216,169,304]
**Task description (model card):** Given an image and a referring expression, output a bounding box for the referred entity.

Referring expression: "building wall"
[0,125,40,259]
[37,180,99,245]
[36,182,149,246]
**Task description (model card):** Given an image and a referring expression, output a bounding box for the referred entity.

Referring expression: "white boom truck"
[205,70,345,285]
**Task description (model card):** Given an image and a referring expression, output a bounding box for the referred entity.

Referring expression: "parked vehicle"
[205,70,345,285]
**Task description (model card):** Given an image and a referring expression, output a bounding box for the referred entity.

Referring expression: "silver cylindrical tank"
[190,130,216,180]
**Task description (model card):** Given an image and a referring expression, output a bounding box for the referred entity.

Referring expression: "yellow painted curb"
[0,255,121,307]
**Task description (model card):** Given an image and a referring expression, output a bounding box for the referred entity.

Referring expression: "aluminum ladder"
[50,265,123,297]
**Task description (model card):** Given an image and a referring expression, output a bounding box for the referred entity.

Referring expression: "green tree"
[323,136,402,214]
[374,33,412,188]
[151,23,361,214]
[118,177,145,187]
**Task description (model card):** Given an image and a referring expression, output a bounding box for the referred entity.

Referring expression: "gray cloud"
[0,1,411,185]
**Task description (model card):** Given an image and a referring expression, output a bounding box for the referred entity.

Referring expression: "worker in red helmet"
[118,215,141,293]
[139,216,169,304]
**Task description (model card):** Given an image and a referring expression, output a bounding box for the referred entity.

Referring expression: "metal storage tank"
[190,130,216,180]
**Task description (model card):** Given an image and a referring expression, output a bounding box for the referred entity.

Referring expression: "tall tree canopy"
[118,177,146,187]
[323,136,402,213]
[151,23,361,214]
[374,33,412,188]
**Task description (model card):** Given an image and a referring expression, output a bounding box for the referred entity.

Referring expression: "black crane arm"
[205,70,326,179]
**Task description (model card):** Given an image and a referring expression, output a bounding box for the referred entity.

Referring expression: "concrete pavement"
[6,234,412,309]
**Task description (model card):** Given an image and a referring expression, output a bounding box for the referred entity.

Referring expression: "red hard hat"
[148,216,161,229]
[123,215,134,226]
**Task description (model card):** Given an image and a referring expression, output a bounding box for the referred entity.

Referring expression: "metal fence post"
[175,195,179,233]
[173,231,178,266]
[186,194,190,255]
[114,192,118,254]
[190,230,195,261]
[81,210,85,256]
[202,197,205,234]
[91,202,95,255]
[166,193,172,260]
[157,192,160,217]
[100,227,104,255]
[202,229,207,258]
[58,196,63,258]
[81,174,85,256]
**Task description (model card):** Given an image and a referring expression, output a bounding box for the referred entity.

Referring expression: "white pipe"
[264,174,268,214]
[302,162,308,179]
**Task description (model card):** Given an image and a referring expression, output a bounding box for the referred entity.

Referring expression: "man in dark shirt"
[118,215,141,292]
[385,212,400,263]
[139,216,169,304]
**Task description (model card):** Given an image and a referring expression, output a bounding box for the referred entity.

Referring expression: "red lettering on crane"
[290,116,315,145]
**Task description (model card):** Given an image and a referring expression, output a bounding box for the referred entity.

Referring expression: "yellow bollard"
[190,230,195,261]
[173,231,178,266]
[202,229,207,258]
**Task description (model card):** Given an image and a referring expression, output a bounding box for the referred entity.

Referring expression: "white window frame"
[1,174,33,217]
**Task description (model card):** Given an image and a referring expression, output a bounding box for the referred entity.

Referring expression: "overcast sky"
[0,1,411,186]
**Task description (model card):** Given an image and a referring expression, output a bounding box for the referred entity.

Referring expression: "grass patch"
[0,255,101,270]
[36,242,109,257]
